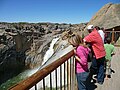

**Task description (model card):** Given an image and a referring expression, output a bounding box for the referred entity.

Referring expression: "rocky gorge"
[0,22,87,85]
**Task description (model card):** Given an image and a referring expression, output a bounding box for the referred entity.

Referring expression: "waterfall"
[42,37,59,65]
[25,37,59,77]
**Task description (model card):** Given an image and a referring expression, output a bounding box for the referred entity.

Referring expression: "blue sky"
[0,0,120,24]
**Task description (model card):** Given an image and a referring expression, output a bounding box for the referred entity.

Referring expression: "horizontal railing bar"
[105,31,120,32]
[114,44,120,47]
[9,50,74,90]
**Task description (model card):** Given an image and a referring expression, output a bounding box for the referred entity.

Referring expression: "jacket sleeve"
[84,33,94,43]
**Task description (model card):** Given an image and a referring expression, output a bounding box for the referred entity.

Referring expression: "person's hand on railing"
[73,49,76,54]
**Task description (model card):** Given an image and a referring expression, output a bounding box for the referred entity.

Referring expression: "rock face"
[87,3,120,29]
[25,34,53,68]
[0,22,87,85]
[0,22,87,68]
[0,45,26,85]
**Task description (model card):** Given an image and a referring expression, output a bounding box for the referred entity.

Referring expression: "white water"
[26,37,59,77]
[42,37,59,65]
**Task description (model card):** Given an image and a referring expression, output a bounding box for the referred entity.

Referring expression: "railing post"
[70,58,73,90]
[112,28,115,44]
[43,78,45,90]
[71,56,76,90]
[60,65,62,90]
[35,84,37,90]
[55,69,57,90]
[50,73,52,90]
[64,62,66,90]
[67,60,70,90]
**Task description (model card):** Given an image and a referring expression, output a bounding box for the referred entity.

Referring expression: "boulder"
[84,3,120,35]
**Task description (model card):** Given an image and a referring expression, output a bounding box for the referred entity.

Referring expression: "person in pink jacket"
[68,33,90,90]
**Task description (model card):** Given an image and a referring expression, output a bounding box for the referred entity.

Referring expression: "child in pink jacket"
[68,34,90,90]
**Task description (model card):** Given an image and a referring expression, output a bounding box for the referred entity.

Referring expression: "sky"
[0,0,120,24]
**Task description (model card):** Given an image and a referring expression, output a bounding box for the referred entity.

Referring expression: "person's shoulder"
[77,45,86,50]
[98,30,102,32]
[93,29,101,35]
[99,30,104,34]
[76,46,83,52]
[106,44,115,49]
[77,46,83,49]
[110,44,115,48]
[104,43,108,47]
[98,30,103,32]
[88,30,97,37]
[104,44,107,46]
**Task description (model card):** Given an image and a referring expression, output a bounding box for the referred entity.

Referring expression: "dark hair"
[106,37,111,44]
[101,27,104,30]
[95,26,100,30]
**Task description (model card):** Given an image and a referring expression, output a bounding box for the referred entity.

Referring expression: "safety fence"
[9,49,77,90]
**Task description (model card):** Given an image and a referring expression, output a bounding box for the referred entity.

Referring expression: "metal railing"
[105,30,120,43]
[9,49,76,90]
